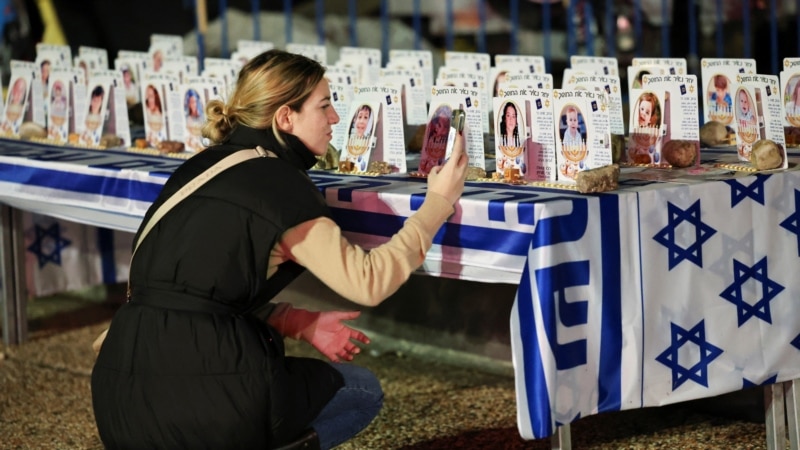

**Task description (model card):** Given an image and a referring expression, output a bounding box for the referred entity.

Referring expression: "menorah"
[631,125,659,146]
[561,140,587,163]
[86,113,102,132]
[347,135,370,156]
[787,110,800,127]
[708,102,733,124]
[737,120,758,144]
[499,144,524,158]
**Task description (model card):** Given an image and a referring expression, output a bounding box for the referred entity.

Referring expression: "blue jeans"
[309,363,384,449]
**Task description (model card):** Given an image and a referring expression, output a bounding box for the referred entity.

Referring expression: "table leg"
[765,382,788,450]
[550,424,572,450]
[1,205,27,346]
[786,379,799,450]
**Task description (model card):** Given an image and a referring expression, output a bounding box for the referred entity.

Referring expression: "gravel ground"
[0,297,783,450]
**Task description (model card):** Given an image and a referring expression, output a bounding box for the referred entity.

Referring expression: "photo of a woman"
[1,76,29,135]
[184,88,204,152]
[48,80,69,142]
[496,101,526,172]
[81,85,106,145]
[419,104,453,174]
[144,84,167,145]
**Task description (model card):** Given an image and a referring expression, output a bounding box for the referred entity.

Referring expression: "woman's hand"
[426,132,468,205]
[308,310,369,362]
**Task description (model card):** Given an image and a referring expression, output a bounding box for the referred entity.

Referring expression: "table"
[0,137,798,448]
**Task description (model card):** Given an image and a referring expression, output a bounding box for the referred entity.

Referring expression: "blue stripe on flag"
[0,163,164,202]
[330,207,535,255]
[598,194,623,412]
[517,258,553,438]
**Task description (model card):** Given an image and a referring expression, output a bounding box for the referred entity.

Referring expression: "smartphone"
[445,108,466,160]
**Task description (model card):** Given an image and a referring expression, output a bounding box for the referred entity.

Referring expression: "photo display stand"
[627,83,667,165]
[339,89,381,173]
[339,47,382,84]
[181,75,225,153]
[46,68,74,143]
[779,58,800,146]
[1,62,33,136]
[562,72,625,138]
[328,82,352,153]
[736,74,787,167]
[418,85,484,175]
[379,67,428,126]
[494,88,535,181]
[495,54,547,74]
[286,43,327,65]
[640,74,701,166]
[553,89,612,183]
[80,70,130,147]
[700,58,757,130]
[506,72,554,90]
[437,66,490,133]
[388,49,434,103]
[202,58,241,96]
[140,72,176,146]
[570,56,620,77]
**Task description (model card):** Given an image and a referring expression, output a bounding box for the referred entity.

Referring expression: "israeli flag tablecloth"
[512,167,800,439]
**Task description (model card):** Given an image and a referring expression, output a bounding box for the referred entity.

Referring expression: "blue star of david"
[780,189,800,257]
[655,320,723,390]
[743,375,778,388]
[724,175,768,207]
[27,222,72,269]
[653,200,717,270]
[720,257,784,327]
[792,333,800,351]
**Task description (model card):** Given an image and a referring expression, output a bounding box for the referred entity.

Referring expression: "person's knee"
[338,364,384,415]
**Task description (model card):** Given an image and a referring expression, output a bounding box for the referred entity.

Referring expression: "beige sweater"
[268,192,454,307]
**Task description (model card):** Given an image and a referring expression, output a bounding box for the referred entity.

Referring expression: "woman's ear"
[275,105,293,132]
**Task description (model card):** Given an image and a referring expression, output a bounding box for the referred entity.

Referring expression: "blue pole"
[446,0,454,50]
[633,0,642,57]
[715,0,723,57]
[510,0,519,55]
[688,0,697,58]
[543,0,551,73]
[478,0,487,53]
[194,0,205,73]
[219,0,228,58]
[251,0,259,40]
[585,0,594,56]
[567,0,576,57]
[605,0,615,57]
[743,0,751,58]
[661,0,669,56]
[316,0,324,45]
[381,0,389,65]
[771,0,778,74]
[349,0,358,46]
[413,0,421,50]
[284,0,292,44]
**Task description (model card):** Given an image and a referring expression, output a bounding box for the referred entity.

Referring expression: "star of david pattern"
[655,320,724,390]
[724,175,768,208]
[719,257,784,327]
[27,222,72,269]
[779,189,800,257]
[653,200,717,270]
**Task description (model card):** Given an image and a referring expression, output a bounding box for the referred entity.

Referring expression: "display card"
[437,66,490,133]
[235,40,274,61]
[569,56,619,77]
[46,68,75,143]
[379,67,428,125]
[328,82,352,153]
[286,43,327,65]
[627,83,667,165]
[140,73,177,146]
[339,47,382,84]
[339,92,381,172]
[495,54,547,74]
[1,62,33,136]
[202,58,241,96]
[181,75,225,152]
[418,85,484,174]
[736,74,787,167]
[562,72,624,136]
[700,58,757,127]
[640,73,701,165]
[80,70,130,147]
[505,72,554,91]
[388,49,434,102]
[779,58,800,146]
[552,89,612,183]
[78,46,109,71]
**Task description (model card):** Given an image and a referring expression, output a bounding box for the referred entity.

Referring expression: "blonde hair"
[202,49,326,147]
